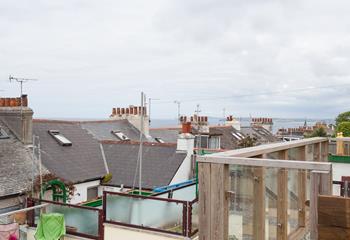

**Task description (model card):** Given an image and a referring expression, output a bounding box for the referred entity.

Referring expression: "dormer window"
[0,128,9,139]
[111,130,130,141]
[155,137,165,143]
[48,130,72,146]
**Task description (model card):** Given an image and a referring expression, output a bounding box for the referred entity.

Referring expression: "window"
[209,136,221,149]
[111,130,130,141]
[231,132,242,140]
[87,186,98,201]
[48,130,72,146]
[155,137,165,143]
[195,135,209,148]
[0,128,9,139]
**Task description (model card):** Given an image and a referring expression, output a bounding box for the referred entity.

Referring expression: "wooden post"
[277,150,288,240]
[297,146,306,227]
[199,162,211,240]
[310,172,319,240]
[199,162,230,240]
[253,155,265,240]
[313,143,321,162]
[320,141,332,195]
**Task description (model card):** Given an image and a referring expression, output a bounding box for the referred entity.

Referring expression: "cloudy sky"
[1,0,349,119]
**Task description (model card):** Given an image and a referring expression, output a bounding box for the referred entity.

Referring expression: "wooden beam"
[320,141,332,195]
[310,172,319,240]
[199,162,211,240]
[210,163,229,240]
[253,155,265,240]
[198,156,332,172]
[277,150,288,240]
[213,137,327,158]
[298,146,307,227]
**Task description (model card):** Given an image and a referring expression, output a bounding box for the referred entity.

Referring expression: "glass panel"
[48,205,99,236]
[106,194,184,234]
[229,165,254,240]
[287,169,299,234]
[265,167,278,240]
[190,200,199,235]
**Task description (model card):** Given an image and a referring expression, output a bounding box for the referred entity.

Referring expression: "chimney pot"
[134,106,138,115]
[121,108,125,114]
[126,108,129,114]
[130,107,134,114]
[0,98,4,107]
[112,108,117,115]
[21,95,28,107]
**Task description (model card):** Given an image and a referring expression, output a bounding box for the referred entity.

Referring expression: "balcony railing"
[27,198,104,240]
[197,137,332,240]
[103,191,198,237]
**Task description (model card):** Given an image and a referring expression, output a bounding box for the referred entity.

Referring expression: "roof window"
[111,130,130,141]
[0,128,9,139]
[155,137,165,143]
[231,132,242,140]
[48,130,72,146]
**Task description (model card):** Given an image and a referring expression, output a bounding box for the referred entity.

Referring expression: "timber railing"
[197,137,332,240]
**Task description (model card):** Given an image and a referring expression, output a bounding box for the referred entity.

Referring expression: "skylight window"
[155,137,165,143]
[231,132,242,140]
[48,130,72,146]
[0,128,9,139]
[111,130,130,141]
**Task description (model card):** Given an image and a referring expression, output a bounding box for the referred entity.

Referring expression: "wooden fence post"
[277,150,288,240]
[253,155,265,240]
[297,146,306,227]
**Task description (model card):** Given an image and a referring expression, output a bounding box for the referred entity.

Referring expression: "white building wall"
[68,180,100,204]
[104,224,187,240]
[332,163,350,195]
[170,154,193,185]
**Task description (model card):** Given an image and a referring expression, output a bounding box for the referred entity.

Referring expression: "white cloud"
[0,0,349,119]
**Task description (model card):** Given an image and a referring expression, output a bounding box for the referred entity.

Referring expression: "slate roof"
[149,128,180,143]
[33,120,107,183]
[101,141,187,189]
[209,126,241,150]
[240,126,277,144]
[81,119,148,142]
[0,121,34,196]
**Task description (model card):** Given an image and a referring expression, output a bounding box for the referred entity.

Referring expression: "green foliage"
[337,122,350,137]
[336,111,350,126]
[238,136,257,148]
[305,127,327,138]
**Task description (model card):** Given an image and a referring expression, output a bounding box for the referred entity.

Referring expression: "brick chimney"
[0,95,33,144]
[224,115,241,130]
[109,105,150,138]
[251,117,273,133]
[177,122,195,152]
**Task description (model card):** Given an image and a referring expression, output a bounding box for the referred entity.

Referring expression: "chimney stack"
[0,95,33,144]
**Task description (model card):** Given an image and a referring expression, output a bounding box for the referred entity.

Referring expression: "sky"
[0,0,349,120]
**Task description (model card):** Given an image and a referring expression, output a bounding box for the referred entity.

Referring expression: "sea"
[150,117,335,134]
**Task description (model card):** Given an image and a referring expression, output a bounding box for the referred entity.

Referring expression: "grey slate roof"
[33,120,107,183]
[240,126,277,144]
[0,121,34,196]
[102,142,187,189]
[81,120,148,142]
[149,128,180,143]
[209,126,241,150]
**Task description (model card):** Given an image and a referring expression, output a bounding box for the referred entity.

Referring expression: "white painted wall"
[27,228,90,240]
[104,224,187,240]
[170,154,193,185]
[98,185,122,196]
[69,180,100,204]
[332,162,350,195]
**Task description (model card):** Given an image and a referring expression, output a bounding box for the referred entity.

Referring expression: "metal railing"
[27,198,104,240]
[103,191,198,237]
[197,137,332,240]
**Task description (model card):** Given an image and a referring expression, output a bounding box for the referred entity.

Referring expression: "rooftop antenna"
[148,97,160,126]
[9,75,37,115]
[9,75,37,98]
[174,100,181,125]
